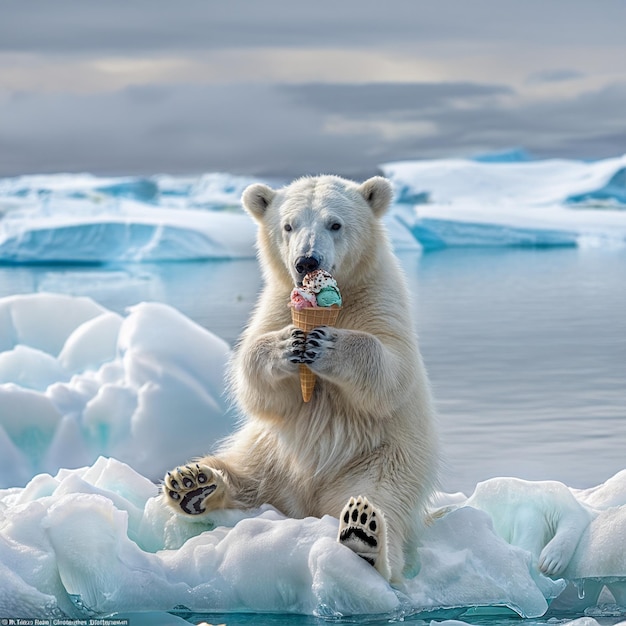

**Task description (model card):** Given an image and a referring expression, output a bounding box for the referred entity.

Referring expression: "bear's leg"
[163,462,242,516]
[337,496,391,581]
[402,525,421,579]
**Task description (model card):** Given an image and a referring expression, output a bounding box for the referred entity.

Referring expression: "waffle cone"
[291,305,341,402]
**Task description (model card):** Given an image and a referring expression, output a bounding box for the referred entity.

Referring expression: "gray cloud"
[3,78,625,179]
[1,0,626,178]
[526,69,586,85]
[279,82,513,116]
[3,0,626,55]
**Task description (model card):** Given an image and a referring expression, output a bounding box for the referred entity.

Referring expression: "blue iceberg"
[382,154,626,250]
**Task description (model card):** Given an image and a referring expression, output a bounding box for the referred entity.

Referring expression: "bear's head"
[241,175,393,289]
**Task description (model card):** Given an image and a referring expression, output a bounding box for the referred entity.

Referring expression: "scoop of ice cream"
[290,269,342,309]
[315,285,342,307]
[290,287,317,311]
[302,269,338,294]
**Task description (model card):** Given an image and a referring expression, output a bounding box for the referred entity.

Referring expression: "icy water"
[1,246,625,495]
[1,246,625,626]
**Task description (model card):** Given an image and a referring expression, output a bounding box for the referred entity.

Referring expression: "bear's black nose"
[295,255,320,276]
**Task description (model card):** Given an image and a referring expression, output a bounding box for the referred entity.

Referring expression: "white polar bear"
[162,175,438,583]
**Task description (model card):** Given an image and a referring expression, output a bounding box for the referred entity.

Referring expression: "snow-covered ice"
[0,171,419,263]
[0,293,625,620]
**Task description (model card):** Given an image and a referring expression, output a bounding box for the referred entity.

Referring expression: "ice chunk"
[465,477,595,578]
[0,294,235,487]
[463,476,626,612]
[1,460,626,619]
[58,311,124,373]
[0,344,68,389]
[0,385,62,464]
[575,469,626,509]
[401,506,565,618]
[0,293,106,355]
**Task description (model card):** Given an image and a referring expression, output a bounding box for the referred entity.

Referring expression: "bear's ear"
[357,176,393,218]
[242,183,276,221]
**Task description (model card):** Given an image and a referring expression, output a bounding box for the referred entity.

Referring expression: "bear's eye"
[330,222,342,231]
[284,224,293,232]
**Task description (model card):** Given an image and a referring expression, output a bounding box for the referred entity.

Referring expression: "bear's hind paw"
[337,495,390,579]
[162,463,224,516]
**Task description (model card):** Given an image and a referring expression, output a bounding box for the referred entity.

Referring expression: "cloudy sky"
[2,0,626,179]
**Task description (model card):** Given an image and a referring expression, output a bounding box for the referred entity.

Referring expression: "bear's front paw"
[283,327,307,364]
[301,326,336,365]
[163,464,225,515]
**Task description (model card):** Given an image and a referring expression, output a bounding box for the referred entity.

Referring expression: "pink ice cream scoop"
[289,287,317,311]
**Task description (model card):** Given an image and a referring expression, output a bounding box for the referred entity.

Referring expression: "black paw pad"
[180,484,217,515]
[338,526,378,548]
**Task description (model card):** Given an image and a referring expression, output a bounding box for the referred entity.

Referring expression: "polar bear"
[162,175,438,583]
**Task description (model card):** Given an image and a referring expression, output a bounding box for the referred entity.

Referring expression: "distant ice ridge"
[382,153,626,249]
[2,154,626,263]
[0,293,625,620]
[0,171,419,263]
[0,172,261,262]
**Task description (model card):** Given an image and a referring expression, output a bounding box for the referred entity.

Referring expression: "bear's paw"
[337,495,389,579]
[285,327,307,364]
[301,326,336,365]
[163,464,224,515]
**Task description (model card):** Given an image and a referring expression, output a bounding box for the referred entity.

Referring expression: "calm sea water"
[1,246,625,496]
[2,247,625,625]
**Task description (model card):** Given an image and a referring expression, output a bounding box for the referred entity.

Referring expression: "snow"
[0,293,625,621]
[3,154,625,262]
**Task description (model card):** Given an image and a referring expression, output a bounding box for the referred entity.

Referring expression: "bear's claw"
[301,326,335,364]
[286,328,307,363]
[163,464,222,515]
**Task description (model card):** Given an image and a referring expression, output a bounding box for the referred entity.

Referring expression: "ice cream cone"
[291,305,341,402]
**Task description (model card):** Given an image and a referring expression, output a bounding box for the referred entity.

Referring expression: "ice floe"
[0,458,624,620]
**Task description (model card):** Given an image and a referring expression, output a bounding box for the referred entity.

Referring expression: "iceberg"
[382,154,626,249]
[0,293,625,621]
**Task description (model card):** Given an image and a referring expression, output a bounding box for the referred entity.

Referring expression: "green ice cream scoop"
[316,285,342,307]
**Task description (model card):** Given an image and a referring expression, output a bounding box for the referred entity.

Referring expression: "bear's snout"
[295,255,320,279]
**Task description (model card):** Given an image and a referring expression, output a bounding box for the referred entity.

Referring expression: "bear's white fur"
[163,175,438,582]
